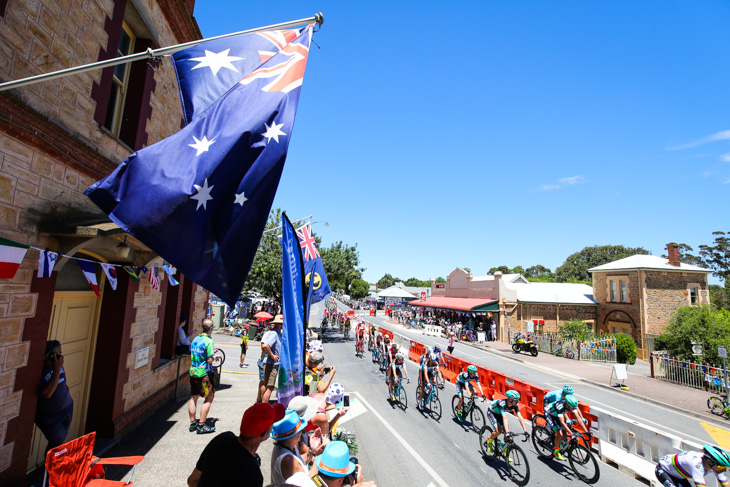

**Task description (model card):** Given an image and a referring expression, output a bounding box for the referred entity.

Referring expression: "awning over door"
[407,297,499,312]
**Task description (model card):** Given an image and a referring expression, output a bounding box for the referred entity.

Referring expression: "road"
[307,301,646,487]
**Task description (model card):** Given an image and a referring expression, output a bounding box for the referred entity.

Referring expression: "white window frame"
[607,275,629,303]
[687,283,701,305]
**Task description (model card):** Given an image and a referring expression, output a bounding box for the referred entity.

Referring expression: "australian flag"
[295,222,331,305]
[84,26,314,306]
[173,28,301,124]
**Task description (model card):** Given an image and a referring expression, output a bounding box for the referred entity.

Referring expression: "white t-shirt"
[286,471,316,487]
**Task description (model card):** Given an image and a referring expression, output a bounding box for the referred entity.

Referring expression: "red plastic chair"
[43,432,144,486]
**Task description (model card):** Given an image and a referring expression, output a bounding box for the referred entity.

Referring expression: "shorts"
[257,358,264,381]
[487,410,503,428]
[456,381,468,396]
[655,465,692,487]
[240,341,247,354]
[545,414,562,432]
[263,363,279,388]
[392,366,403,379]
[190,374,214,398]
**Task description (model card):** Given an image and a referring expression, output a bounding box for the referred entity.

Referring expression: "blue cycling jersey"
[543,390,562,405]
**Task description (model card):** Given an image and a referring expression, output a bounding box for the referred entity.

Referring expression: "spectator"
[36,340,73,452]
[271,410,321,483]
[447,332,455,354]
[260,314,283,404]
[187,402,284,487]
[288,395,325,459]
[305,352,336,394]
[286,441,376,487]
[491,321,497,342]
[177,315,191,356]
[310,383,349,438]
[189,319,216,434]
[240,324,249,368]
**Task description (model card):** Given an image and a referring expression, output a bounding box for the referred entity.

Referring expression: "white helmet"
[396,352,405,361]
[429,352,437,361]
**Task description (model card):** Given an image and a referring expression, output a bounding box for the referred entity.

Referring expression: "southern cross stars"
[262,121,286,143]
[191,178,214,210]
[189,49,244,76]
[234,192,248,206]
[189,135,215,156]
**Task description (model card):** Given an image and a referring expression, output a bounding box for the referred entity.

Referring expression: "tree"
[525,265,552,278]
[657,305,730,366]
[555,245,651,283]
[558,319,592,341]
[661,243,705,267]
[615,333,637,365]
[710,284,729,310]
[377,273,395,290]
[528,272,556,283]
[242,209,283,300]
[349,278,370,299]
[404,277,430,287]
[435,277,446,283]
[488,266,511,275]
[699,232,730,290]
[320,241,364,294]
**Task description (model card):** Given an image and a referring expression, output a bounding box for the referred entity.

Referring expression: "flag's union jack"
[241,28,311,93]
[257,29,300,64]
[295,222,319,262]
[149,267,160,290]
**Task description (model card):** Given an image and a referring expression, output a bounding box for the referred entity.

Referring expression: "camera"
[343,394,350,407]
[322,366,332,374]
[344,457,359,486]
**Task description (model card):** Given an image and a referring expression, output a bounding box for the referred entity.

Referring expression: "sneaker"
[243,364,249,368]
[239,363,244,368]
[189,420,198,432]
[197,424,216,435]
[487,439,494,453]
[554,450,566,461]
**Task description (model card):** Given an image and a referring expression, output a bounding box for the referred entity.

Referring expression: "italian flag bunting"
[0,237,30,279]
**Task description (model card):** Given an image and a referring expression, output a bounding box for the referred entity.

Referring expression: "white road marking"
[352,391,451,487]
[426,483,436,487]
[453,442,462,450]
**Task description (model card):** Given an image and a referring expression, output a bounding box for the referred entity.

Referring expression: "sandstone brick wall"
[644,271,709,335]
[504,303,597,335]
[593,271,642,339]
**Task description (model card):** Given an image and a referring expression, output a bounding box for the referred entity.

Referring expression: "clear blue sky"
[194,1,729,284]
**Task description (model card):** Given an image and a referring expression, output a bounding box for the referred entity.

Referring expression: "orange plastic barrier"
[370,310,375,316]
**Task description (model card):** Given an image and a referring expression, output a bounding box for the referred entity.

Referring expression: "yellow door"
[27,291,100,472]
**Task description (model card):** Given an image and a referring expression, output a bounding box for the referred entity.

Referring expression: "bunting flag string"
[0,235,179,295]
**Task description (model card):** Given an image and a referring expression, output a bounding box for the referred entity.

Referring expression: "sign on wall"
[135,347,150,369]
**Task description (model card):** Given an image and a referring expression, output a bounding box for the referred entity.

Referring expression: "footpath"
[36,334,278,486]
[388,320,729,429]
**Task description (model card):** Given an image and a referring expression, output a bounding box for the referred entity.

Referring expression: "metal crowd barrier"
[651,351,729,393]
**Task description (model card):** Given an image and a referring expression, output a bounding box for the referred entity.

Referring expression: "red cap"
[240,403,276,438]
[273,403,286,422]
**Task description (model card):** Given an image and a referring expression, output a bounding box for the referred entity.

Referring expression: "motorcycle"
[512,336,538,357]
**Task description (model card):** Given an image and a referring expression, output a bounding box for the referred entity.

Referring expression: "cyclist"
[373,332,383,363]
[389,348,410,401]
[417,351,439,409]
[355,322,365,355]
[431,345,447,388]
[656,444,730,487]
[543,385,588,428]
[485,390,529,456]
[343,317,350,337]
[455,365,485,419]
[386,342,398,385]
[544,394,580,461]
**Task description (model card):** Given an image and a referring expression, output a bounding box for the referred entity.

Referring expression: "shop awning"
[407,297,499,312]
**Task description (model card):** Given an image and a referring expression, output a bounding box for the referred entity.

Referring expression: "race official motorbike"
[512,336,539,357]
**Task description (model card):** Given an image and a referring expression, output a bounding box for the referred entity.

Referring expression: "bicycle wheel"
[531,426,555,459]
[397,384,408,410]
[505,444,530,486]
[212,349,226,367]
[479,425,497,460]
[568,444,600,484]
[531,413,546,429]
[708,396,725,416]
[415,385,423,408]
[429,395,442,421]
[470,405,486,432]
[451,395,461,420]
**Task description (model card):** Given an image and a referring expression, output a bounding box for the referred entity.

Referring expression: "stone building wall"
[503,303,597,335]
[593,271,643,341]
[644,271,709,336]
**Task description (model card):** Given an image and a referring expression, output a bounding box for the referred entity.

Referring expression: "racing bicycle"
[390,377,408,411]
[355,338,364,358]
[479,428,531,486]
[451,394,486,432]
[532,426,599,484]
[708,394,730,418]
[416,380,442,421]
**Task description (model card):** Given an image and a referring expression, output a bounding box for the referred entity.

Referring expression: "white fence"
[531,334,616,363]
[651,351,729,394]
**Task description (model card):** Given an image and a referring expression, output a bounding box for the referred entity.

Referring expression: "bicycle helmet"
[704,445,730,468]
[506,390,520,401]
[429,352,437,361]
[391,342,398,349]
[562,385,574,395]
[395,352,404,361]
[467,365,477,374]
[433,346,441,353]
[565,395,579,409]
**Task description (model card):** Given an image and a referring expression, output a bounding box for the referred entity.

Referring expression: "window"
[103,22,135,135]
[608,276,629,303]
[688,284,700,305]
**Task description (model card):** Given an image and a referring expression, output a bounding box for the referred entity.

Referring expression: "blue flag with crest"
[173,28,301,124]
[84,26,314,306]
[278,212,306,408]
[295,222,331,305]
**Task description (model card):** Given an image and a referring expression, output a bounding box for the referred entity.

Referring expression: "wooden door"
[27,291,99,472]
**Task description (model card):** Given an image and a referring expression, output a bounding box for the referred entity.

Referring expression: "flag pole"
[0,12,324,92]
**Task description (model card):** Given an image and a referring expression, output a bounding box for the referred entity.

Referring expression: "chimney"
[667,243,680,267]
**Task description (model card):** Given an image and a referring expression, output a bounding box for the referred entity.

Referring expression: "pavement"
[389,320,730,429]
[71,334,279,486]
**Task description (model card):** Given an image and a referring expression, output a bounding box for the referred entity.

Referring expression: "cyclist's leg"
[654,465,682,487]
[457,382,464,410]
[487,410,502,440]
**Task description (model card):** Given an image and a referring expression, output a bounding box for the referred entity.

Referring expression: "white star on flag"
[234,191,248,206]
[191,178,214,210]
[189,49,244,76]
[189,135,216,156]
[262,121,286,143]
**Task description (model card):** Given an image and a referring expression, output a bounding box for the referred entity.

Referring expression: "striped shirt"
[659,451,729,487]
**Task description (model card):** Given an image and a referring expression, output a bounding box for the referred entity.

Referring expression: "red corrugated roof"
[407,296,498,311]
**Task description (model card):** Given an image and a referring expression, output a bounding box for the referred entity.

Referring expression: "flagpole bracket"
[314,12,324,26]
